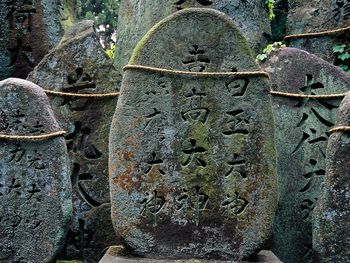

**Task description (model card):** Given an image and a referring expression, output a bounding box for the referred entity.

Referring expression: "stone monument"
[27,20,120,261]
[110,8,277,261]
[0,78,72,262]
[287,0,350,62]
[0,0,76,80]
[313,92,350,263]
[262,47,350,263]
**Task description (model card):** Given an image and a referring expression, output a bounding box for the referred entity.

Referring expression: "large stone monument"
[0,0,76,80]
[27,21,120,261]
[0,78,72,262]
[313,92,350,263]
[114,0,271,77]
[287,0,350,62]
[261,47,350,263]
[110,8,277,261]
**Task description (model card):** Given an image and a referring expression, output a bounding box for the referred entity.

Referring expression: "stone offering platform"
[99,246,282,263]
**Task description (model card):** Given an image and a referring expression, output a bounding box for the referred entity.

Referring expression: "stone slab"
[0,0,75,80]
[99,247,282,263]
[27,21,120,261]
[261,47,350,263]
[0,78,72,263]
[313,92,350,263]
[287,0,350,62]
[110,8,277,261]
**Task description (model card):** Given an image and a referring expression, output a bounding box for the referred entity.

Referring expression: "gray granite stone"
[261,47,350,263]
[0,0,75,80]
[0,78,72,263]
[114,0,271,77]
[313,92,350,263]
[287,0,350,62]
[27,21,120,262]
[110,8,277,261]
[99,246,282,263]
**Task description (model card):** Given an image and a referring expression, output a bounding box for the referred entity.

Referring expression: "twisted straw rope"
[284,25,350,40]
[0,131,66,141]
[270,90,347,99]
[123,64,270,78]
[44,89,119,98]
[329,126,350,134]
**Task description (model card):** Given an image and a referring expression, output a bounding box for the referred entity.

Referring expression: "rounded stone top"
[129,8,258,72]
[0,78,61,135]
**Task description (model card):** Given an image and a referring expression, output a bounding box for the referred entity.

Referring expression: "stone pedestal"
[99,246,282,263]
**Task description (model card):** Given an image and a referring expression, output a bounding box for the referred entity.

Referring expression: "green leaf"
[338,52,350,61]
[256,54,268,61]
[333,44,346,53]
[339,64,349,71]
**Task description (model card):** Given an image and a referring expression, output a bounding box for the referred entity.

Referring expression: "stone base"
[99,246,282,263]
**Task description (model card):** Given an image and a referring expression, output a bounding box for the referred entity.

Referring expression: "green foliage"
[333,44,350,73]
[106,43,116,60]
[266,0,276,21]
[77,0,120,46]
[256,42,285,62]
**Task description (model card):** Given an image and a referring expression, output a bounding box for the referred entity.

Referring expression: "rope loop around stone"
[43,89,120,98]
[270,90,347,99]
[284,25,350,40]
[329,126,350,134]
[123,64,270,78]
[0,131,66,141]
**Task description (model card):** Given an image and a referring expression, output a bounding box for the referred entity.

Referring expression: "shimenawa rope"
[329,126,350,134]
[0,131,66,141]
[270,90,347,99]
[123,64,270,78]
[43,89,119,98]
[284,25,350,40]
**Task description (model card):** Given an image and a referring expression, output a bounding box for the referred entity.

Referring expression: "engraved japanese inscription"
[262,48,350,263]
[110,9,277,261]
[27,21,120,261]
[0,78,71,263]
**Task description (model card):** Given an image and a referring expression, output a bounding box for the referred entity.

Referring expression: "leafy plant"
[77,0,120,47]
[266,0,276,21]
[333,44,350,73]
[256,41,285,62]
[106,43,116,60]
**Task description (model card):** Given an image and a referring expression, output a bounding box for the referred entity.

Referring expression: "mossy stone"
[110,9,277,261]
[0,0,75,80]
[287,0,350,63]
[313,92,350,263]
[27,21,120,262]
[261,47,350,263]
[0,78,72,263]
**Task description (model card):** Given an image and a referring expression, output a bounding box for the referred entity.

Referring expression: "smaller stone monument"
[313,92,350,263]
[287,0,350,62]
[0,0,75,80]
[261,47,350,263]
[27,20,120,261]
[0,78,72,263]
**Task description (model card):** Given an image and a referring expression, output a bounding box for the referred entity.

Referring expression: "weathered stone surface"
[110,8,277,261]
[0,0,76,80]
[114,0,271,76]
[99,246,282,263]
[0,78,72,262]
[313,92,350,263]
[287,0,350,62]
[27,21,120,262]
[261,47,350,263]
